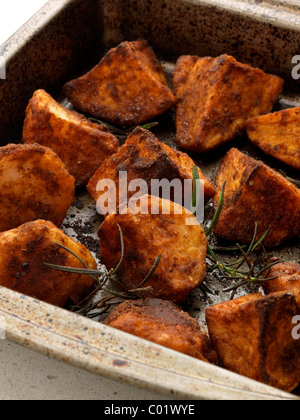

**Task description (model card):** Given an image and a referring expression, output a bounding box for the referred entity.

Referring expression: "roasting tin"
[0,0,299,400]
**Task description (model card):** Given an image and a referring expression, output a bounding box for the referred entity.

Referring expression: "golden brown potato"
[98,195,207,304]
[106,298,218,364]
[263,262,300,306]
[87,127,216,217]
[246,107,300,171]
[0,143,75,232]
[206,292,300,392]
[174,54,284,153]
[213,148,300,247]
[0,220,96,307]
[23,89,119,186]
[64,40,175,127]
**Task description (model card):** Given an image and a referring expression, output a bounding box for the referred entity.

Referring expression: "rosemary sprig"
[44,223,162,318]
[201,181,283,299]
[89,118,159,136]
[207,226,285,299]
[45,166,285,312]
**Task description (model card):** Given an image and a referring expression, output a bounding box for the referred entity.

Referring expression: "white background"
[0,0,164,400]
[0,0,48,46]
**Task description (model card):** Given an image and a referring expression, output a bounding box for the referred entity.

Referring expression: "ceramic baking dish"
[0,0,299,400]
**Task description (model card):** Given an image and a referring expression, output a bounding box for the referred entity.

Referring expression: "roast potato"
[206,292,300,392]
[23,89,119,186]
[263,262,300,306]
[87,127,216,217]
[106,298,218,364]
[0,143,75,232]
[213,148,300,247]
[246,107,300,171]
[64,40,175,127]
[174,54,284,153]
[98,195,207,304]
[0,220,96,307]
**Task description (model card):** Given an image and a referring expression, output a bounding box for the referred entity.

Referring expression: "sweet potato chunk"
[213,148,300,247]
[206,292,300,392]
[23,89,119,186]
[106,298,218,364]
[64,40,175,127]
[263,262,300,306]
[246,107,300,170]
[174,54,284,153]
[87,127,216,217]
[0,220,96,307]
[98,195,207,304]
[0,143,75,232]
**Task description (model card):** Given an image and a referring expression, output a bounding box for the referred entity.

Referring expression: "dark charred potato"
[0,220,96,307]
[263,262,300,306]
[246,107,300,171]
[106,298,218,364]
[98,195,207,304]
[213,148,300,247]
[206,292,300,392]
[23,89,119,186]
[64,40,175,127]
[87,127,216,217]
[174,54,284,153]
[0,143,75,232]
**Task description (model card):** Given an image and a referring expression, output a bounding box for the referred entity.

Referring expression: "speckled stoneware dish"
[0,0,299,400]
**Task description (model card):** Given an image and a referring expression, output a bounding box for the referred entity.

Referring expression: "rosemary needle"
[88,118,159,136]
[43,264,100,276]
[251,227,271,253]
[110,222,125,276]
[205,181,226,237]
[202,185,283,299]
[88,118,128,135]
[279,170,300,188]
[44,224,162,318]
[287,177,300,188]
[54,242,99,282]
[191,164,200,212]
[136,254,162,289]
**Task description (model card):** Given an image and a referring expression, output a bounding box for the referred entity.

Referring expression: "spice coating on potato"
[98,195,207,304]
[246,107,300,171]
[213,148,300,247]
[263,262,300,306]
[64,40,175,127]
[0,220,96,307]
[23,89,119,186]
[0,143,75,232]
[87,127,216,217]
[106,298,218,364]
[206,292,300,392]
[174,54,284,153]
